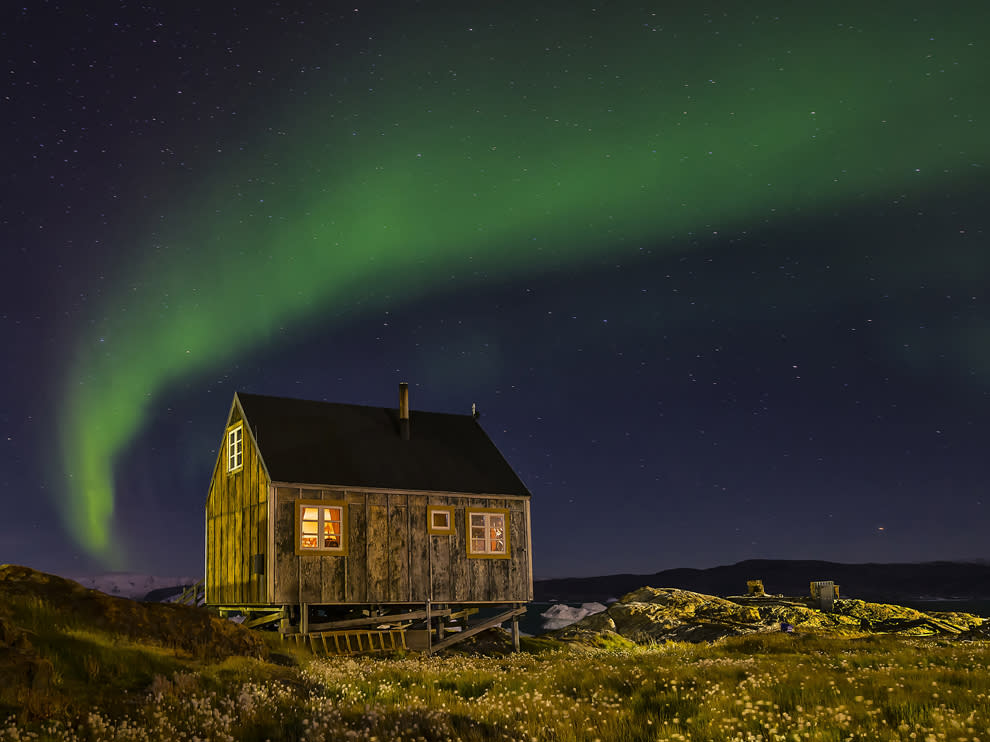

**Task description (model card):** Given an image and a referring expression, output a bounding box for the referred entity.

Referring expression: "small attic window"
[227,424,243,473]
[296,500,348,555]
[428,506,454,535]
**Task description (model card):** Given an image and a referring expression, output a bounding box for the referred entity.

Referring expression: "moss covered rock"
[833,599,984,635]
[552,586,987,647]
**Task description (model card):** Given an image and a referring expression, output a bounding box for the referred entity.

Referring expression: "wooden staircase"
[174,579,205,606]
[279,602,526,656]
[293,628,408,656]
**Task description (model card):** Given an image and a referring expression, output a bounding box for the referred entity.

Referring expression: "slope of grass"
[0,565,287,721]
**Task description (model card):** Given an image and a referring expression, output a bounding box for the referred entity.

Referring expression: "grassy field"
[3,632,990,741]
[3,567,989,741]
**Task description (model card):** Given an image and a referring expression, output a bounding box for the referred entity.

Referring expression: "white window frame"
[428,506,454,535]
[227,424,243,473]
[295,500,347,555]
[466,508,510,559]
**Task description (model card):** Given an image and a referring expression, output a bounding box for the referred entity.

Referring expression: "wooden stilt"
[426,601,432,655]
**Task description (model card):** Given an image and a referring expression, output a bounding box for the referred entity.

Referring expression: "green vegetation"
[0,565,290,724]
[4,567,990,740]
[4,632,990,741]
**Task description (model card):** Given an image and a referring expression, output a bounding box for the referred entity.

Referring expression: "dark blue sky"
[2,1,988,579]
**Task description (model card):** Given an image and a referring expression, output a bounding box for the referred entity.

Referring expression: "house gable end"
[205,393,272,606]
[231,392,272,483]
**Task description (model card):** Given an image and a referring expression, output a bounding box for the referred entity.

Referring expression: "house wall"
[205,404,270,606]
[272,486,532,606]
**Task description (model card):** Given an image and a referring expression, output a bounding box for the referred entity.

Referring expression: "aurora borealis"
[3,1,989,577]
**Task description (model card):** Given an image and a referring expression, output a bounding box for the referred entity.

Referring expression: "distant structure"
[746,579,766,596]
[810,580,838,612]
[205,384,533,653]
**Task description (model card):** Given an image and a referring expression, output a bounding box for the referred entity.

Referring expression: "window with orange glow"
[427,506,454,534]
[466,510,509,557]
[298,504,344,552]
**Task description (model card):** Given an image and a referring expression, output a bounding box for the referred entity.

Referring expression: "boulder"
[733,597,862,634]
[833,599,984,635]
[605,588,761,643]
[552,587,764,645]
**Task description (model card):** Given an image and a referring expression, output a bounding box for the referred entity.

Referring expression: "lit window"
[428,506,454,535]
[296,500,347,554]
[466,509,509,558]
[227,424,243,472]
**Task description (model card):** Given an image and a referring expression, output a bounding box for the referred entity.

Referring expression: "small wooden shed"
[205,384,533,652]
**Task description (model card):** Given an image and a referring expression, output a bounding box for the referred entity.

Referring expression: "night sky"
[2,1,988,580]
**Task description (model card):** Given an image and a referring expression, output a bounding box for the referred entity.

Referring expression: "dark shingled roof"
[235,392,531,497]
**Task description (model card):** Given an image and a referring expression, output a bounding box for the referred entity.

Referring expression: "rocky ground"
[550,586,990,646]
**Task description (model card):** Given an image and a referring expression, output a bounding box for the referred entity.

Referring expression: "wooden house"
[205,384,533,652]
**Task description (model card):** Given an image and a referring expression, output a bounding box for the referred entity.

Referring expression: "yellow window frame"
[428,506,455,535]
[295,499,348,556]
[466,507,510,559]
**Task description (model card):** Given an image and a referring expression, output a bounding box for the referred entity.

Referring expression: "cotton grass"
[3,634,989,741]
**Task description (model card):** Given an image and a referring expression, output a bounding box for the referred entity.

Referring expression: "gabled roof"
[234,392,531,497]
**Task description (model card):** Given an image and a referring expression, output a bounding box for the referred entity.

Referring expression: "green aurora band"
[60,3,988,562]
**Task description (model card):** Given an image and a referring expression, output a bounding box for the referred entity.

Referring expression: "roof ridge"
[235,390,475,418]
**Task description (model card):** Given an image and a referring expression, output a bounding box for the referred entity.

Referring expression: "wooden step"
[300,628,408,656]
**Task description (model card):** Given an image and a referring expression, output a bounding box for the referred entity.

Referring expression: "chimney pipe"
[399,382,410,440]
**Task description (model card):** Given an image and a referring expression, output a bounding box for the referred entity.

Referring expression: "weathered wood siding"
[205,404,270,605]
[272,486,532,605]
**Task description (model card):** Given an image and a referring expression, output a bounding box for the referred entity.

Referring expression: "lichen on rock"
[550,585,987,647]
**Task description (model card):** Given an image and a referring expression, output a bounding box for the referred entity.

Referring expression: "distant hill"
[69,572,200,601]
[534,560,990,603]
